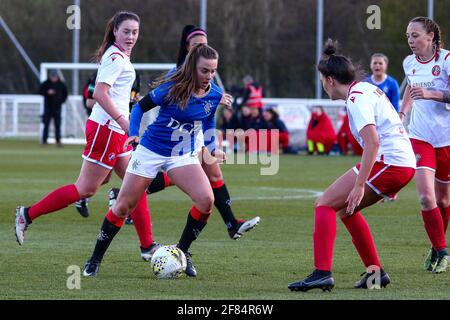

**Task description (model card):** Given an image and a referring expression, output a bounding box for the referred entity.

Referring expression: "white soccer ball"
[150,245,187,279]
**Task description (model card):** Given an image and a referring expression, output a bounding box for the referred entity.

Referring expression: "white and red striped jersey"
[403,49,450,147]
[90,44,136,134]
[346,81,416,168]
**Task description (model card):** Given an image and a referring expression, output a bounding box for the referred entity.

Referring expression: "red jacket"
[245,84,263,108]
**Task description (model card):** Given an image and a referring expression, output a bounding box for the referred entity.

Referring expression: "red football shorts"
[354,161,415,200]
[411,138,450,183]
[82,119,133,170]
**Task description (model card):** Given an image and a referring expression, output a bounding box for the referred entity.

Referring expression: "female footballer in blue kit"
[83,44,229,277]
[114,25,260,239]
[161,25,260,240]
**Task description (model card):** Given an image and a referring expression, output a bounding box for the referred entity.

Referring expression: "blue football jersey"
[365,75,400,112]
[139,81,223,157]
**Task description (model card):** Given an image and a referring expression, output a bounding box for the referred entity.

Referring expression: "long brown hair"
[152,43,219,110]
[409,17,443,60]
[93,11,140,63]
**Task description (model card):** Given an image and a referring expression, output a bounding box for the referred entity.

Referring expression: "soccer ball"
[150,245,187,279]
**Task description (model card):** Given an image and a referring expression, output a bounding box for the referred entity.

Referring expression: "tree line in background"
[1,0,449,97]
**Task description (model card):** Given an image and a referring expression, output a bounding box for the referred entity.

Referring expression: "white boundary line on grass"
[231,187,323,201]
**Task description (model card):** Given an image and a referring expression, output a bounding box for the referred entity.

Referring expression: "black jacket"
[39,80,68,110]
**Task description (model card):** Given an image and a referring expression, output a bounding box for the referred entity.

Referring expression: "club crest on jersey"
[432,65,441,76]
[412,69,416,75]
[132,159,141,170]
[108,153,116,161]
[415,153,421,163]
[204,102,213,114]
[350,96,356,103]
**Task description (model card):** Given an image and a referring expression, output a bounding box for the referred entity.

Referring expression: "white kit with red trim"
[346,81,416,168]
[403,49,450,148]
[90,43,136,134]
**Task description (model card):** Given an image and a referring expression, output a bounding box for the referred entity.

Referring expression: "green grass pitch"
[0,139,448,300]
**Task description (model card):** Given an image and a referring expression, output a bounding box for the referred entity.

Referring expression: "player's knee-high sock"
[313,206,336,272]
[146,171,171,194]
[129,192,153,249]
[177,206,209,253]
[88,210,125,263]
[28,184,80,220]
[422,208,447,251]
[211,180,238,230]
[440,206,450,234]
[341,212,381,268]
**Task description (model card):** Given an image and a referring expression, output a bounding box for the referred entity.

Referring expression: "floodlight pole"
[72,0,81,95]
[200,0,207,31]
[315,0,324,99]
[0,15,40,80]
[427,0,434,19]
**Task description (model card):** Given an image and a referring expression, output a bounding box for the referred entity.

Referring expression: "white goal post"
[39,62,176,83]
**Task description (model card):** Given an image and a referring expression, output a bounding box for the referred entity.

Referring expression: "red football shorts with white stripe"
[353,161,415,200]
[82,119,133,170]
[410,138,450,183]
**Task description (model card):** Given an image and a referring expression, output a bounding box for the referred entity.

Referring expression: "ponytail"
[317,39,360,85]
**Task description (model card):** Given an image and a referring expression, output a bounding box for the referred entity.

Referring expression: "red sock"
[422,208,447,251]
[341,212,381,268]
[28,184,80,220]
[210,180,225,189]
[163,172,171,188]
[130,192,153,248]
[440,206,450,234]
[106,209,125,228]
[190,206,211,223]
[313,206,336,272]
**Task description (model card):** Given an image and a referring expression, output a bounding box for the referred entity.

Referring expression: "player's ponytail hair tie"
[323,38,338,56]
[317,38,363,85]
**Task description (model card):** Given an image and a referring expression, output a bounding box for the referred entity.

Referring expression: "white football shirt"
[346,81,416,168]
[89,44,136,134]
[403,49,450,147]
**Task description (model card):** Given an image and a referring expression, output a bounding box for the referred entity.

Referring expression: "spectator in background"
[218,106,239,152]
[337,108,363,156]
[240,75,263,109]
[243,105,265,153]
[306,106,336,155]
[365,53,400,112]
[38,70,68,147]
[82,72,97,116]
[82,71,141,117]
[261,106,296,154]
